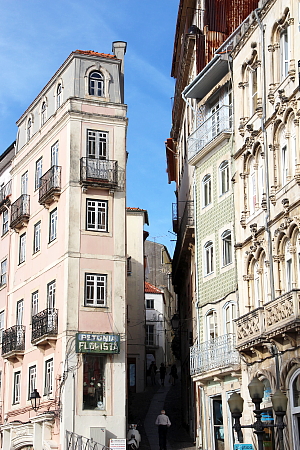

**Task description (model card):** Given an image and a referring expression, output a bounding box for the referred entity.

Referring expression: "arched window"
[280,27,289,80]
[204,241,213,276]
[219,161,229,195]
[27,118,32,142]
[89,71,104,97]
[249,159,256,215]
[202,174,212,207]
[206,310,218,340]
[224,302,236,335]
[285,240,293,292]
[41,101,46,126]
[249,67,258,116]
[57,84,62,109]
[221,230,232,266]
[254,261,261,308]
[290,370,300,447]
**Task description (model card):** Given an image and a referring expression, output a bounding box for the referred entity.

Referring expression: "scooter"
[127,424,141,450]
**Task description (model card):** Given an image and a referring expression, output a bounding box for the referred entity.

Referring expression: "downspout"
[182,91,197,114]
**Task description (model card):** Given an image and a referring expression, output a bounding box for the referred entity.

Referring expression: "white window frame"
[27,118,31,142]
[57,84,62,109]
[87,130,108,160]
[41,101,46,126]
[0,311,4,344]
[89,71,104,97]
[35,157,43,190]
[219,161,229,195]
[223,302,236,335]
[0,259,7,286]
[31,291,39,317]
[202,174,212,207]
[49,208,57,243]
[28,365,37,400]
[249,67,258,117]
[221,230,232,267]
[19,233,26,264]
[249,160,256,215]
[44,358,54,396]
[86,199,108,232]
[16,299,24,326]
[206,310,218,340]
[33,221,41,253]
[85,273,107,307]
[47,280,56,309]
[204,241,214,276]
[21,171,28,195]
[13,371,21,404]
[286,241,293,292]
[51,141,59,167]
[146,299,154,309]
[2,209,9,235]
[280,28,289,80]
[146,324,155,345]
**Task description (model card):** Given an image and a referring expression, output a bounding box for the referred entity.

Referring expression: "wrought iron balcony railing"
[2,325,25,356]
[10,194,30,229]
[80,157,124,190]
[172,200,194,277]
[188,105,233,161]
[0,180,12,212]
[66,430,108,450]
[39,165,61,205]
[31,308,58,343]
[190,334,240,375]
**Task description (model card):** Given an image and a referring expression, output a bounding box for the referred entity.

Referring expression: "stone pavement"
[128,372,196,450]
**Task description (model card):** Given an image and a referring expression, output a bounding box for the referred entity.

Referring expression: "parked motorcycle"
[127,424,141,450]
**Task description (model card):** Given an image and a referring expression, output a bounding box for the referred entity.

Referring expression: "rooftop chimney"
[112,41,127,103]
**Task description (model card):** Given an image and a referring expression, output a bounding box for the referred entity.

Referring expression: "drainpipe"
[182,91,197,114]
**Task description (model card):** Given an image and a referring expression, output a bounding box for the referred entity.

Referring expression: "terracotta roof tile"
[74,50,117,59]
[145,282,163,294]
[127,207,147,212]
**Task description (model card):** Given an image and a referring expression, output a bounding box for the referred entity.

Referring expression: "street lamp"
[170,313,180,332]
[228,377,287,450]
[30,388,41,412]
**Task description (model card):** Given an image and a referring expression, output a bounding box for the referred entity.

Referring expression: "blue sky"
[0,0,178,253]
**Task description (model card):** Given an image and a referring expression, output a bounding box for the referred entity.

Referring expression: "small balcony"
[190,334,240,378]
[2,325,25,361]
[39,165,61,206]
[0,180,12,213]
[235,307,265,351]
[188,105,233,163]
[80,157,124,190]
[10,194,30,230]
[172,200,194,279]
[31,308,58,348]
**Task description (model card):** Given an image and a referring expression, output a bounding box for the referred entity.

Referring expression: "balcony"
[39,165,61,206]
[80,157,124,190]
[31,308,58,348]
[66,431,104,450]
[10,194,30,230]
[188,105,233,163]
[2,325,25,362]
[0,180,12,212]
[235,307,265,351]
[172,201,194,279]
[190,334,240,379]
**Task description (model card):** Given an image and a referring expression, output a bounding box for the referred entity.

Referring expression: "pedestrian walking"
[155,410,171,450]
[149,361,157,386]
[159,363,166,386]
[169,364,177,385]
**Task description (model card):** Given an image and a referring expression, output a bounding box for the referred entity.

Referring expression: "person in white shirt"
[155,410,171,450]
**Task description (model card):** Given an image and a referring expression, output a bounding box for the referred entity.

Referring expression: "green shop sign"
[76,332,120,354]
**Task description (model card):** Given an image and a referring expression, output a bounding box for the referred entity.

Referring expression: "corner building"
[0,43,127,449]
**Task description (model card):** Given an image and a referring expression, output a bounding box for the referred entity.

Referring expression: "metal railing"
[39,165,61,203]
[188,105,233,161]
[0,180,12,205]
[10,194,30,227]
[2,325,25,355]
[190,334,240,375]
[172,201,194,273]
[80,158,118,186]
[31,308,58,342]
[66,431,109,450]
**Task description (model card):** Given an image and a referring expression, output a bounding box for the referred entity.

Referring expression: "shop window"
[83,354,105,410]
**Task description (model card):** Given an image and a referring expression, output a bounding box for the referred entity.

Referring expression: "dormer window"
[57,84,62,109]
[27,118,32,142]
[89,71,104,97]
[41,102,46,126]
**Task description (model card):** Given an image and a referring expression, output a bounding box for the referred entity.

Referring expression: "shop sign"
[110,439,126,450]
[234,445,254,450]
[76,332,120,354]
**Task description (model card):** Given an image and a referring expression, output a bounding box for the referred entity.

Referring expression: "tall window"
[280,28,289,80]
[2,209,8,235]
[47,280,56,309]
[44,359,53,395]
[211,100,220,137]
[286,241,293,291]
[146,299,154,309]
[16,300,24,325]
[211,396,224,450]
[224,302,236,334]
[13,371,21,404]
[41,102,46,126]
[85,273,107,307]
[27,118,32,142]
[33,221,41,253]
[51,141,59,166]
[89,71,104,97]
[28,366,37,399]
[87,130,108,160]
[57,84,62,109]
[249,159,256,215]
[0,311,4,344]
[250,67,258,116]
[221,230,232,266]
[290,371,300,447]
[83,355,105,410]
[86,199,108,231]
[21,171,28,195]
[49,208,57,242]
[0,259,7,286]
[219,161,229,195]
[204,241,214,275]
[146,324,155,345]
[282,145,288,186]
[31,291,39,317]
[202,174,212,207]
[206,310,218,339]
[35,157,43,190]
[19,233,26,264]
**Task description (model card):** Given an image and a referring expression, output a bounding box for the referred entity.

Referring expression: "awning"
[165,138,176,184]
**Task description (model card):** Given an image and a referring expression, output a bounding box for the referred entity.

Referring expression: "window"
[21,171,28,195]
[146,299,154,309]
[16,300,24,325]
[0,311,4,344]
[146,324,155,345]
[57,84,62,109]
[0,259,7,286]
[31,291,39,317]
[49,208,57,242]
[211,100,220,137]
[89,71,104,97]
[35,157,43,190]
[41,102,46,126]
[2,210,8,235]
[33,221,41,253]
[282,145,288,186]
[249,159,256,215]
[51,141,59,166]
[204,241,214,275]
[224,302,236,335]
[221,230,232,266]
[202,175,212,207]
[286,241,293,291]
[28,365,37,399]
[85,274,107,307]
[19,233,26,264]
[127,256,132,276]
[27,118,31,142]
[87,130,108,160]
[83,355,105,410]
[219,161,229,195]
[280,28,289,80]
[290,370,300,447]
[211,396,224,450]
[13,371,21,404]
[44,359,53,395]
[206,310,218,339]
[249,67,258,116]
[47,280,56,309]
[86,199,108,231]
